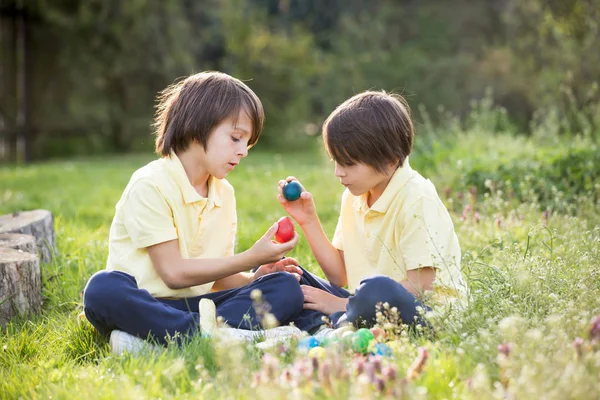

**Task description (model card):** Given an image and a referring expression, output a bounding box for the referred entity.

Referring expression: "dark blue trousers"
[293,267,431,333]
[83,270,304,345]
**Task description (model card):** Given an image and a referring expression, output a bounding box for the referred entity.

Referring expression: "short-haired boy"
[84,72,304,354]
[278,91,468,335]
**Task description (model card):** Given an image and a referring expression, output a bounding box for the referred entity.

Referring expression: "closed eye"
[231,136,240,143]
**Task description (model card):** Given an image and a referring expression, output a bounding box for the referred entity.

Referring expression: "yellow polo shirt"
[331,158,468,304]
[106,152,237,298]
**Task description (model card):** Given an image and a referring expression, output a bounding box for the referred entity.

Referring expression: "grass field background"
[1,123,599,398]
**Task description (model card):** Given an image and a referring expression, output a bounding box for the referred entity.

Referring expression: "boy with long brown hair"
[84,72,304,354]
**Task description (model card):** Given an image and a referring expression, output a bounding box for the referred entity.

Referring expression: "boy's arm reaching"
[277,177,347,287]
[211,257,304,291]
[297,219,347,287]
[148,224,301,289]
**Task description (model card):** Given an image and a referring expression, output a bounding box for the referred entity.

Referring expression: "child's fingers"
[300,191,312,200]
[285,176,298,183]
[281,257,300,266]
[303,302,321,310]
[260,223,279,242]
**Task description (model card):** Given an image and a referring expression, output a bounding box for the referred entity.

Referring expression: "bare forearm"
[165,251,258,289]
[212,272,254,292]
[300,220,347,287]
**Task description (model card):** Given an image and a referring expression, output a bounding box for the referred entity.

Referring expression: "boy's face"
[200,109,253,179]
[334,161,394,197]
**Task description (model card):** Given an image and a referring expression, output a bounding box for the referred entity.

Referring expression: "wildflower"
[406,347,428,379]
[375,376,386,393]
[497,343,512,357]
[495,215,502,228]
[263,313,279,329]
[444,187,452,199]
[250,289,262,300]
[354,358,366,376]
[572,337,584,358]
[474,211,480,223]
[382,365,397,382]
[542,209,550,225]
[365,362,376,382]
[311,356,319,371]
[371,356,382,373]
[590,315,600,342]
[319,361,331,386]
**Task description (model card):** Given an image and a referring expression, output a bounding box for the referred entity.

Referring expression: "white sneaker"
[314,324,355,341]
[199,298,218,337]
[198,298,302,343]
[218,325,303,342]
[109,330,156,355]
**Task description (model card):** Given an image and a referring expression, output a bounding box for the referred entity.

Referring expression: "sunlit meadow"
[1,108,599,399]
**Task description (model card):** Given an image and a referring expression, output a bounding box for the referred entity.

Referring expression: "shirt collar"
[164,152,222,207]
[353,157,414,213]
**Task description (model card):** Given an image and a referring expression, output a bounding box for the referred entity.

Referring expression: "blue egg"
[373,342,393,357]
[283,181,303,201]
[297,336,320,352]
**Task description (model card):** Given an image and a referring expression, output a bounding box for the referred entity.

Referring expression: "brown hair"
[154,71,264,156]
[322,91,414,173]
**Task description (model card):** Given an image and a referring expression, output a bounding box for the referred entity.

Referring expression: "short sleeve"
[122,180,178,249]
[331,214,344,251]
[398,197,449,271]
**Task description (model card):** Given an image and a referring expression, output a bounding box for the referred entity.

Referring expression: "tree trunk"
[0,233,36,253]
[0,210,56,263]
[0,247,41,327]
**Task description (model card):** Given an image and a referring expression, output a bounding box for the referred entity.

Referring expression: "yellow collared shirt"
[331,159,468,303]
[106,153,237,298]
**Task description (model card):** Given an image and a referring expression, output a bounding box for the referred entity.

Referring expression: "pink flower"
[497,343,512,357]
[590,315,600,342]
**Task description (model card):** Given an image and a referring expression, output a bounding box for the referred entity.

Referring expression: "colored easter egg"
[297,336,320,352]
[351,328,375,354]
[373,342,393,357]
[275,216,295,243]
[308,346,327,359]
[282,181,303,201]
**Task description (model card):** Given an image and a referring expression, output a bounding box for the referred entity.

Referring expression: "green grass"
[1,135,599,399]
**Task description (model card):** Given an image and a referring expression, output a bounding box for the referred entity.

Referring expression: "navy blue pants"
[293,267,431,333]
[83,270,304,345]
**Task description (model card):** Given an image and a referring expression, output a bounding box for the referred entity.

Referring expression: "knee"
[263,272,304,313]
[84,270,132,309]
[357,276,404,302]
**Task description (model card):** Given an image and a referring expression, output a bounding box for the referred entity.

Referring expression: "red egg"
[275,216,294,243]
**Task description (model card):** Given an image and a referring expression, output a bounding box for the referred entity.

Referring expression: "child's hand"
[249,222,299,265]
[253,257,303,281]
[301,286,348,315]
[277,177,318,227]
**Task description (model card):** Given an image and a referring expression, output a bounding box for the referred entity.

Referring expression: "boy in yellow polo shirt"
[278,91,468,335]
[83,72,305,354]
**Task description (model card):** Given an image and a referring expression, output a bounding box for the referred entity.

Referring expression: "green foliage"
[3,0,600,161]
[461,145,600,211]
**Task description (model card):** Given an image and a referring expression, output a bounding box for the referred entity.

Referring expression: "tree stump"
[0,233,36,253]
[0,210,56,263]
[0,247,41,327]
